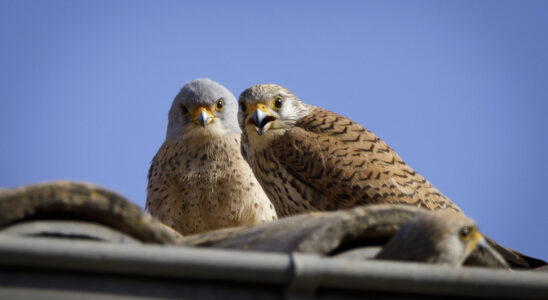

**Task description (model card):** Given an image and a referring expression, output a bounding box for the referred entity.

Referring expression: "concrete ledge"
[0,236,547,299]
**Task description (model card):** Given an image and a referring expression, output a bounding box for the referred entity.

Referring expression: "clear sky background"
[1,1,547,260]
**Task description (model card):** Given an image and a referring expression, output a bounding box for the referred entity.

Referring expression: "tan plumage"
[238,84,460,217]
[147,79,276,235]
[238,84,547,269]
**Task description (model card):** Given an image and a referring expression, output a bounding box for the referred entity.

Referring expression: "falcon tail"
[485,236,547,269]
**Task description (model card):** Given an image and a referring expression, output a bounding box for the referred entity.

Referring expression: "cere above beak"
[193,107,214,128]
[249,104,276,135]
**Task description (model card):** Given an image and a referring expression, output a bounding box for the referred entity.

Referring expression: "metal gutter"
[0,236,291,285]
[0,236,547,299]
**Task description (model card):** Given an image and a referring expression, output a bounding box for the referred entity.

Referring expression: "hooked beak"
[252,109,267,129]
[249,103,275,135]
[475,234,487,254]
[465,228,487,255]
[193,107,214,128]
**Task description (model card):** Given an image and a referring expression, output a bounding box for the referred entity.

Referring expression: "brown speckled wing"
[272,106,460,212]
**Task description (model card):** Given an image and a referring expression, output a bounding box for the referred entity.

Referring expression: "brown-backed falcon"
[238,83,460,217]
[237,83,546,269]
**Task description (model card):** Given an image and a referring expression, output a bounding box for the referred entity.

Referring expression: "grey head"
[375,210,488,266]
[166,78,240,140]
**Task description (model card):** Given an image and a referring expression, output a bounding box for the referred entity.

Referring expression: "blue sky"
[1,1,547,260]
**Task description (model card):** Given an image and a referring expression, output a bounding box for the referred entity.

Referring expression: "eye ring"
[180,104,190,116]
[215,98,224,111]
[459,226,471,239]
[272,96,283,110]
[239,102,247,114]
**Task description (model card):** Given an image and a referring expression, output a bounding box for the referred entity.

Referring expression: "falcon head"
[428,211,488,265]
[238,84,309,148]
[166,78,240,140]
[377,210,489,265]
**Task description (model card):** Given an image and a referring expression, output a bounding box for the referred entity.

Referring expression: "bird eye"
[272,96,283,110]
[239,102,247,113]
[459,226,472,239]
[216,98,224,111]
[180,104,190,116]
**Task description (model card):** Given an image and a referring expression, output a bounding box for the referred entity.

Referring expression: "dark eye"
[239,102,247,113]
[180,104,189,116]
[272,96,283,110]
[459,226,471,238]
[216,98,224,111]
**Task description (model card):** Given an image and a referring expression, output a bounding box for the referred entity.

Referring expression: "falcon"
[238,83,460,216]
[375,210,491,265]
[237,83,546,269]
[146,79,277,235]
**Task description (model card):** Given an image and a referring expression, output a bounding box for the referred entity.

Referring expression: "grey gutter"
[0,235,547,299]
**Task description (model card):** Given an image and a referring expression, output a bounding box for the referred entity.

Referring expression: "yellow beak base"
[192,107,214,127]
